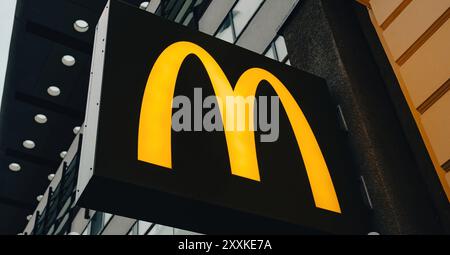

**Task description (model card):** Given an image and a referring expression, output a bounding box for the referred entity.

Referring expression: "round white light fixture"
[73,126,81,135]
[26,215,32,221]
[73,20,89,33]
[9,163,21,172]
[36,195,44,202]
[23,140,35,150]
[139,1,149,10]
[60,151,67,159]
[47,86,61,97]
[34,114,48,124]
[62,55,76,67]
[48,173,55,181]
[368,232,380,235]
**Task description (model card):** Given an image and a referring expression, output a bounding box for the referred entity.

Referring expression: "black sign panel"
[79,0,369,234]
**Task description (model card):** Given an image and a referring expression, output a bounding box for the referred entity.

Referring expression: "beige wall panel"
[421,91,450,165]
[383,0,450,60]
[370,0,404,25]
[400,19,450,107]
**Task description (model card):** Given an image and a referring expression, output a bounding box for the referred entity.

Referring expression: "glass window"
[152,0,204,27]
[215,0,265,43]
[175,0,194,23]
[215,15,234,43]
[147,224,174,235]
[82,222,91,235]
[264,46,276,60]
[138,221,153,235]
[103,213,113,225]
[274,36,288,62]
[89,212,104,235]
[231,0,264,37]
[264,35,291,65]
[127,222,138,235]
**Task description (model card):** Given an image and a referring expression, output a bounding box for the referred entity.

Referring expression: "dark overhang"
[0,0,147,234]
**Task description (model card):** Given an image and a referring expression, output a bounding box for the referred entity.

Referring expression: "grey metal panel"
[101,216,136,235]
[198,0,236,35]
[76,1,109,201]
[70,208,93,234]
[236,0,299,54]
[174,228,202,235]
[147,0,161,13]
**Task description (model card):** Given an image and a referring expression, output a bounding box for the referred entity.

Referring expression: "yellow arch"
[138,41,341,213]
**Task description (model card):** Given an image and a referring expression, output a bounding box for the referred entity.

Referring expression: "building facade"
[0,0,448,235]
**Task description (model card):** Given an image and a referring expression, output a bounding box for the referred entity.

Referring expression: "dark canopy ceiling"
[0,0,146,234]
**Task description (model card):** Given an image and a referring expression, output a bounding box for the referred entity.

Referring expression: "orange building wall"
[358,0,450,200]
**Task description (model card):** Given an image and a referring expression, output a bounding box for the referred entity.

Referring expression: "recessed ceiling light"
[36,195,43,202]
[34,114,47,124]
[9,163,21,172]
[73,126,81,135]
[47,86,61,97]
[60,151,67,159]
[139,1,149,10]
[48,173,55,181]
[62,55,76,67]
[73,20,89,33]
[23,140,35,149]
[26,215,32,221]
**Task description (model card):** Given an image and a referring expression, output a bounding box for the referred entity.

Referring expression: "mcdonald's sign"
[78,0,369,234]
[138,41,342,214]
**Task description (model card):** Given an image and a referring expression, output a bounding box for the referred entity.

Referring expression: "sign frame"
[77,0,370,234]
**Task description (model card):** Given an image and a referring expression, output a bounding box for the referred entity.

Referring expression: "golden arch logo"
[138,41,341,213]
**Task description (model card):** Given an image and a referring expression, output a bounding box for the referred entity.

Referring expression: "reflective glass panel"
[231,0,264,37]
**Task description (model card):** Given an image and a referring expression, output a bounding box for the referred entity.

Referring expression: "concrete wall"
[282,0,449,234]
